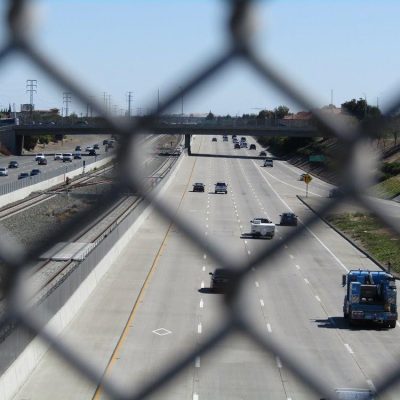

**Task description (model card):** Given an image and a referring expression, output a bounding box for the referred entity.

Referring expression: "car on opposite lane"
[193,183,205,192]
[8,160,18,168]
[0,167,8,176]
[30,169,41,176]
[18,172,29,180]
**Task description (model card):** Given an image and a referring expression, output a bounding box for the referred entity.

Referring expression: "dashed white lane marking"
[247,250,251,255]
[205,232,208,236]
[202,266,206,271]
[206,217,208,221]
[315,295,321,302]
[304,278,310,284]
[267,323,272,333]
[289,254,294,259]
[193,394,199,400]
[295,264,301,270]
[201,281,204,289]
[255,281,259,287]
[198,323,202,334]
[284,245,288,249]
[244,240,248,244]
[240,225,243,229]
[344,344,354,354]
[260,299,265,307]
[200,299,204,308]
[195,356,201,367]
[397,321,400,328]
[206,224,208,228]
[238,219,241,223]
[276,356,282,369]
[203,254,207,259]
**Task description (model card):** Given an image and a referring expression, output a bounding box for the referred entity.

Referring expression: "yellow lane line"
[93,138,202,399]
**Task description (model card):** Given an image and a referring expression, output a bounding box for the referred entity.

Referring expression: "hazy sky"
[0,0,400,116]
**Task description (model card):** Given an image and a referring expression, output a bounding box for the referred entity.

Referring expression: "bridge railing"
[0,1,398,400]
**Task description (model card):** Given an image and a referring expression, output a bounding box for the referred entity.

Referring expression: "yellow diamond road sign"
[304,174,312,184]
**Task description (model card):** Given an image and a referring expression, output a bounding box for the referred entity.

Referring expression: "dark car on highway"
[30,169,41,176]
[8,160,18,168]
[38,158,48,165]
[74,152,82,159]
[209,268,234,292]
[249,144,256,150]
[75,145,82,152]
[234,143,241,149]
[212,137,217,142]
[259,151,267,157]
[88,149,97,156]
[18,172,29,180]
[280,212,298,226]
[93,144,100,150]
[103,139,109,145]
[193,182,205,192]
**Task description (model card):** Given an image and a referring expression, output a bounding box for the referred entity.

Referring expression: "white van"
[62,153,73,162]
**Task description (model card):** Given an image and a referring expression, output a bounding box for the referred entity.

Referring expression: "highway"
[13,135,400,400]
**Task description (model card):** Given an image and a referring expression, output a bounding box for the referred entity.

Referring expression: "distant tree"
[274,105,290,119]
[341,98,381,120]
[23,136,38,151]
[206,111,215,120]
[257,110,274,119]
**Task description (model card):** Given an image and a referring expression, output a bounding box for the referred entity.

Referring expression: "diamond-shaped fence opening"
[0,1,399,400]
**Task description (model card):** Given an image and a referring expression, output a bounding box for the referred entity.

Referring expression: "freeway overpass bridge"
[8,117,321,154]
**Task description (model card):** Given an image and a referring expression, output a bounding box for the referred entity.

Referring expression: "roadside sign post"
[304,174,312,197]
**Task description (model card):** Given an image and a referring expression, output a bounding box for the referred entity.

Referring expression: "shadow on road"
[313,317,392,331]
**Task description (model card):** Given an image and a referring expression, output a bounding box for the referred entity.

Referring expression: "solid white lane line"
[255,281,260,287]
[198,323,202,334]
[276,356,283,369]
[344,344,354,354]
[295,264,301,270]
[315,295,321,302]
[200,299,204,308]
[260,299,265,307]
[253,160,349,272]
[195,356,201,367]
[201,281,204,289]
[267,323,272,333]
[304,278,310,284]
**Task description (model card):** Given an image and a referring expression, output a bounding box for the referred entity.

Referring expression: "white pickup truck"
[250,218,275,238]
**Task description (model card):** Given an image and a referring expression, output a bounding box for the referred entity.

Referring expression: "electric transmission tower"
[26,79,37,109]
[63,92,72,117]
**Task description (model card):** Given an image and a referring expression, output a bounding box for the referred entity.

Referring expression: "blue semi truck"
[342,270,397,328]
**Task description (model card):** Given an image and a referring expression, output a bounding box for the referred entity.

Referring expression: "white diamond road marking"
[152,328,172,336]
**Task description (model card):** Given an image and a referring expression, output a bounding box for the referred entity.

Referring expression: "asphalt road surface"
[14,135,400,400]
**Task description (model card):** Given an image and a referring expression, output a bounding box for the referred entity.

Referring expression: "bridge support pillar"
[184,134,191,155]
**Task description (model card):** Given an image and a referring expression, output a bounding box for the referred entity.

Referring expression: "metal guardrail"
[0,1,399,400]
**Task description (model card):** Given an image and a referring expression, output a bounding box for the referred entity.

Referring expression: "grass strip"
[371,176,400,199]
[327,212,400,274]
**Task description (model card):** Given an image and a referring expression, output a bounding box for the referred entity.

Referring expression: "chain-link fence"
[1,1,400,399]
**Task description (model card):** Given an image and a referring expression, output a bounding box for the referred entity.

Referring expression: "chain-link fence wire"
[0,0,399,399]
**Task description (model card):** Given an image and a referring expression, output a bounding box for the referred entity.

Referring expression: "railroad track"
[21,145,181,305]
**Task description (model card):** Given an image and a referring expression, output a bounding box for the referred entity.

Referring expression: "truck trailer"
[342,270,397,328]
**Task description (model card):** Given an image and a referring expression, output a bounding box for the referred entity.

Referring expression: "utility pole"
[107,95,111,113]
[63,92,72,117]
[103,92,107,111]
[127,91,133,118]
[157,89,160,113]
[26,79,37,122]
[179,86,184,116]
